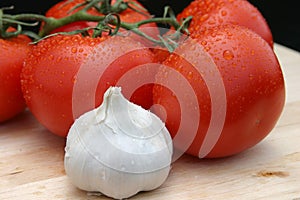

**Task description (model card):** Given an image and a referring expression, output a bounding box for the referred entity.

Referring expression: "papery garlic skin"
[65,87,173,199]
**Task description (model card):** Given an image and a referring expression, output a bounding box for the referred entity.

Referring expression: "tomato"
[44,0,158,43]
[0,31,31,122]
[153,24,285,158]
[21,34,156,137]
[177,0,273,47]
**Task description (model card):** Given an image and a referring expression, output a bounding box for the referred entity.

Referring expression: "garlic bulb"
[64,86,173,199]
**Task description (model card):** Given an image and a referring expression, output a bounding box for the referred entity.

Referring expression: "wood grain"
[0,44,300,200]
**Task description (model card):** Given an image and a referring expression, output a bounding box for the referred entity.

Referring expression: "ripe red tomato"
[0,31,31,122]
[44,0,158,42]
[21,34,156,137]
[153,24,285,158]
[177,0,273,47]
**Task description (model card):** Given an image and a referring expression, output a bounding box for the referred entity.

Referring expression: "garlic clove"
[65,86,173,199]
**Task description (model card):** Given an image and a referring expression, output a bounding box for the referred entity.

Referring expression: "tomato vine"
[0,0,192,51]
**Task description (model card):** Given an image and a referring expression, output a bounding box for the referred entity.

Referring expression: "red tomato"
[153,24,285,158]
[45,0,158,43]
[0,31,31,122]
[21,34,156,137]
[177,0,273,47]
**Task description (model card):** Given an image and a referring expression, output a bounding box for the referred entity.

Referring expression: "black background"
[1,0,299,52]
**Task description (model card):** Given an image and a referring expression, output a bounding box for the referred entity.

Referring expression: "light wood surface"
[1,44,300,200]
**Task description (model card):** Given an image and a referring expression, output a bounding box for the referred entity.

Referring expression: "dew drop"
[72,76,77,83]
[226,31,233,37]
[249,74,254,80]
[177,65,183,72]
[49,54,54,60]
[71,47,77,53]
[208,20,216,25]
[204,46,211,51]
[56,57,62,62]
[187,71,193,79]
[201,40,207,46]
[38,84,43,89]
[200,14,209,22]
[221,10,227,16]
[223,50,234,60]
[211,32,217,37]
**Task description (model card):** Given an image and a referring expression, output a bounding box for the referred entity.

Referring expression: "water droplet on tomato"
[36,84,43,89]
[176,65,183,72]
[72,76,77,83]
[208,20,216,25]
[211,32,217,37]
[71,47,77,53]
[187,71,193,79]
[204,46,211,51]
[249,74,254,80]
[226,31,233,37]
[49,54,54,60]
[201,40,207,46]
[200,14,209,22]
[56,57,62,62]
[221,10,227,16]
[223,50,234,60]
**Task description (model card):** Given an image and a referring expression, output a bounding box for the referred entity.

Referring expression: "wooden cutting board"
[0,44,300,200]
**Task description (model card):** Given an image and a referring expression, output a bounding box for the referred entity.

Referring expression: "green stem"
[38,12,185,45]
[1,1,191,49]
[38,11,105,37]
[103,0,112,13]
[135,17,181,29]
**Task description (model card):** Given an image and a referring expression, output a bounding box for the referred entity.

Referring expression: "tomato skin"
[21,34,156,137]
[153,25,285,158]
[177,0,273,47]
[0,33,31,122]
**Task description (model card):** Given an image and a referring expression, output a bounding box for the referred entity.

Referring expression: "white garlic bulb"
[64,86,173,199]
